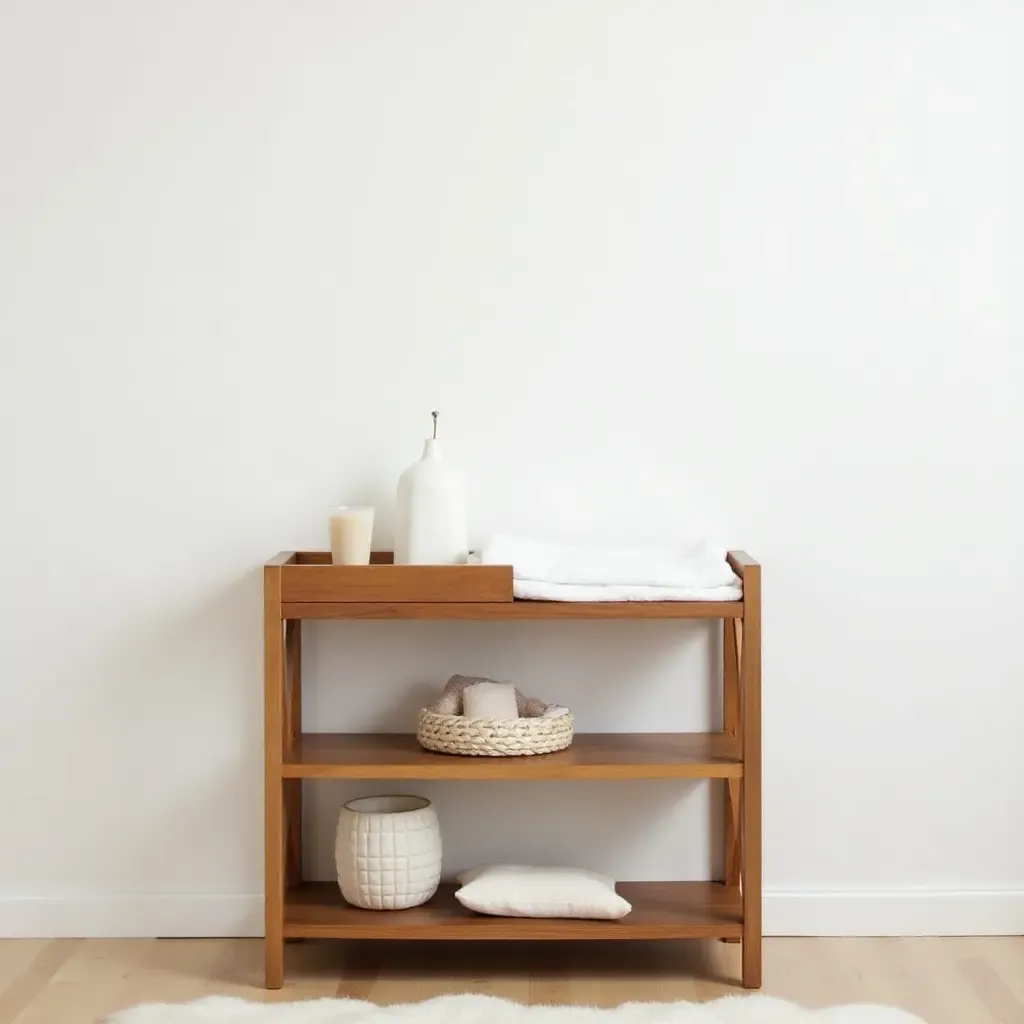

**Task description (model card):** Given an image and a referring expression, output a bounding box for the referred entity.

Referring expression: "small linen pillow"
[455,865,632,920]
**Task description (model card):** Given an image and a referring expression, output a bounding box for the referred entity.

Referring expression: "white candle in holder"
[328,506,374,565]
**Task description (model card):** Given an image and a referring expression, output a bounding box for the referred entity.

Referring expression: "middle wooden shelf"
[281,732,743,780]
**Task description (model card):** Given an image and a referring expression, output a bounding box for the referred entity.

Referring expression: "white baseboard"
[764,888,1024,936]
[0,894,263,938]
[1,889,1022,939]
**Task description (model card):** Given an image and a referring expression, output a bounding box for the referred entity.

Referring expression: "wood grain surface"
[282,600,743,620]
[282,733,743,780]
[283,882,742,941]
[281,565,512,604]
[2,936,1020,1024]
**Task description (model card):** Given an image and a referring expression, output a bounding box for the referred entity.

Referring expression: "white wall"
[1,1,1021,938]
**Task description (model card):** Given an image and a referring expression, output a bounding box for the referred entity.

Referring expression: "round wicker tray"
[416,709,574,757]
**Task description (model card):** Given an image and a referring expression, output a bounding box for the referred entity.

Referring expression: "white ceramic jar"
[335,795,442,910]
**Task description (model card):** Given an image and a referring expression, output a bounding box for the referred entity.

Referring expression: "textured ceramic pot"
[335,795,442,910]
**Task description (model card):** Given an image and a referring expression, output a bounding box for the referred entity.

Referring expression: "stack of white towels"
[479,535,742,603]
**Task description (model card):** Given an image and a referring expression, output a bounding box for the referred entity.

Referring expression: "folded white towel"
[481,534,740,591]
[463,681,520,719]
[513,579,742,602]
[542,704,571,718]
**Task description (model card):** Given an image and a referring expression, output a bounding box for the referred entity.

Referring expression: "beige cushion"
[455,865,632,920]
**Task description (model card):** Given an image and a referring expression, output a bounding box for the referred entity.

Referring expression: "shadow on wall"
[301,618,729,883]
[303,619,722,732]
[306,778,721,883]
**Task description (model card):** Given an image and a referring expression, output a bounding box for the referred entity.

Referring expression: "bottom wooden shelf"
[283,881,742,940]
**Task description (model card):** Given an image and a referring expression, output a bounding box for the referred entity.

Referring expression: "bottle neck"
[421,439,442,460]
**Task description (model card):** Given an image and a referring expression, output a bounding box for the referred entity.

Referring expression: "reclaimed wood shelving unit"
[264,550,761,990]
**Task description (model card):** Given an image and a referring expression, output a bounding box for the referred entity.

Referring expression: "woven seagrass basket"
[416,709,574,757]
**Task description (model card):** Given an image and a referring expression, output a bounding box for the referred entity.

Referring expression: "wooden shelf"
[283,733,743,780]
[283,600,742,620]
[263,548,762,989]
[283,881,742,940]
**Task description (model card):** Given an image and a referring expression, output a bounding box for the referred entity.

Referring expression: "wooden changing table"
[263,550,761,989]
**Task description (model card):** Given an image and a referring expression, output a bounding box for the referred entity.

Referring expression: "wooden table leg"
[264,566,286,990]
[722,618,742,942]
[740,565,762,989]
[284,620,303,889]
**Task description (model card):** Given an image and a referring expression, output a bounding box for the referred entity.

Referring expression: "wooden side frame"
[266,553,307,987]
[264,561,286,989]
[728,551,762,989]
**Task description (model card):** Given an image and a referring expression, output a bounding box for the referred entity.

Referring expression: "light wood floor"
[1,937,1021,1023]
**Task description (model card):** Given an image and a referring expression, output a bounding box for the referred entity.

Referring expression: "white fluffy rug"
[106,993,926,1024]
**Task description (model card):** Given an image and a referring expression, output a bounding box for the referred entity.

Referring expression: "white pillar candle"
[328,506,374,565]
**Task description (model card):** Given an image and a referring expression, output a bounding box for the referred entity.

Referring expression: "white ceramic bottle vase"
[395,411,468,565]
